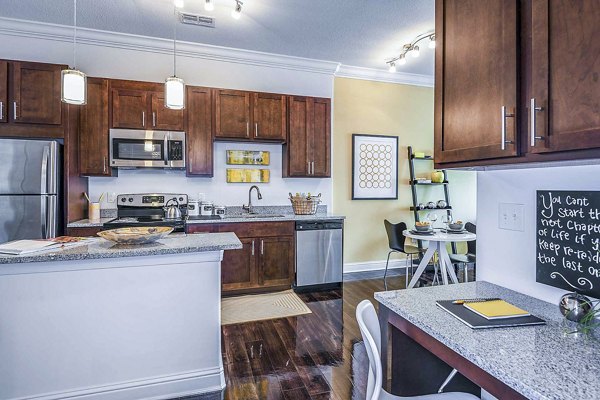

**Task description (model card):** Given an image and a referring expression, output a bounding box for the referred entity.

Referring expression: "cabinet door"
[311,97,331,177]
[150,92,184,131]
[80,78,112,176]
[221,237,258,292]
[111,88,148,129]
[259,236,294,288]
[186,86,213,176]
[285,96,311,176]
[253,92,287,141]
[434,0,519,163]
[0,61,7,123]
[214,89,251,139]
[10,62,62,125]
[530,0,600,153]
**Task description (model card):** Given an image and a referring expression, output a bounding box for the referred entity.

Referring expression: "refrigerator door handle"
[40,145,49,194]
[47,142,58,194]
[41,196,47,239]
[47,196,57,238]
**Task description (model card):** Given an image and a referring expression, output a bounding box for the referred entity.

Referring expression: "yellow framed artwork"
[226,169,270,183]
[226,150,270,166]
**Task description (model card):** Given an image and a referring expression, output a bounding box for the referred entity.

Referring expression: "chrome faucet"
[243,185,262,213]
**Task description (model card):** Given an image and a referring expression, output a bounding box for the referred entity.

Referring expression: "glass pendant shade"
[165,76,185,110]
[61,68,87,105]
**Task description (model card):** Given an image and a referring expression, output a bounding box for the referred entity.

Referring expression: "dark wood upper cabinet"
[221,237,258,292]
[434,0,519,164]
[111,88,148,129]
[0,61,7,123]
[311,97,331,177]
[529,0,600,154]
[150,92,183,131]
[253,92,287,141]
[259,236,294,288]
[214,89,251,139]
[284,96,331,177]
[80,78,113,177]
[10,62,63,125]
[185,86,213,177]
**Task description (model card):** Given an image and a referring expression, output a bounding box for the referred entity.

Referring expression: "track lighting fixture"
[385,31,434,71]
[204,0,214,11]
[61,0,87,105]
[232,0,243,19]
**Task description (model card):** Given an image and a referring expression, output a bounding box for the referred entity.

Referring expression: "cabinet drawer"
[216,221,294,238]
[186,224,219,234]
[67,227,102,237]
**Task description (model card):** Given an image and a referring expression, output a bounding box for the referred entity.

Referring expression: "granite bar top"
[0,232,242,265]
[185,213,345,225]
[375,281,600,400]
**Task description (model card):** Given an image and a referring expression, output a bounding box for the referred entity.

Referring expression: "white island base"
[0,250,227,400]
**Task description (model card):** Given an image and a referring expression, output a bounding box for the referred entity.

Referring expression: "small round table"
[403,229,476,288]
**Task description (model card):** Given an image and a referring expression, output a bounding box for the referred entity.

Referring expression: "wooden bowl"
[97,227,174,244]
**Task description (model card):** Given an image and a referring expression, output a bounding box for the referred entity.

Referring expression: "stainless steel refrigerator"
[0,139,61,244]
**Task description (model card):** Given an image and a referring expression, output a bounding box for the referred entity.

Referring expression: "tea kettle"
[164,198,182,220]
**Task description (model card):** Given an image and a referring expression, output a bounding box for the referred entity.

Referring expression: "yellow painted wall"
[332,77,476,265]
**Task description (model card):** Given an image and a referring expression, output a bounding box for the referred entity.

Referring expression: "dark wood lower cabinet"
[66,227,102,237]
[187,221,295,295]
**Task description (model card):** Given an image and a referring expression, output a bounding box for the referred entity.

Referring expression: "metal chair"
[383,220,421,290]
[449,222,476,282]
[356,300,480,400]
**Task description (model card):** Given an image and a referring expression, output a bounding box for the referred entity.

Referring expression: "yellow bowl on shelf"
[97,227,174,245]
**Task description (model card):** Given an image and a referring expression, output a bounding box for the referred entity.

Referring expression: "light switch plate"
[498,203,525,231]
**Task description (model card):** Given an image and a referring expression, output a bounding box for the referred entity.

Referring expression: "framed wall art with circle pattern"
[351,134,398,200]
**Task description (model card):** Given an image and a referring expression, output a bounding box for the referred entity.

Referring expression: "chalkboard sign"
[536,191,600,298]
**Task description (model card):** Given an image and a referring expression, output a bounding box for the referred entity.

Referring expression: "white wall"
[0,18,334,209]
[90,141,332,207]
[477,164,600,304]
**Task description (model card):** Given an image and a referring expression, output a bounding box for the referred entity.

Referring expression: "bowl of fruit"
[448,221,464,231]
[415,221,432,232]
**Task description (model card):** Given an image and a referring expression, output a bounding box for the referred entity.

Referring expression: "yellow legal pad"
[463,299,530,320]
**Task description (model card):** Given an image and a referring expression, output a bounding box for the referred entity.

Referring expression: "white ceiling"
[0,0,435,75]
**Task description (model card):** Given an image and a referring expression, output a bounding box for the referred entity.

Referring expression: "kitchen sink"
[222,214,286,219]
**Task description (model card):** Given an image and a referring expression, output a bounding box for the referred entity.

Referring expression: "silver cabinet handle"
[13,101,17,120]
[255,123,258,138]
[530,98,544,147]
[246,122,250,137]
[0,101,3,120]
[152,112,156,127]
[500,106,515,150]
[307,161,310,175]
[251,240,255,256]
[163,133,169,165]
[260,239,264,255]
[188,158,192,173]
[142,111,145,127]
[311,161,315,175]
[103,156,107,174]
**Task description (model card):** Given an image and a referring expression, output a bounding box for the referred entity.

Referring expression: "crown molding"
[0,17,341,75]
[0,17,434,86]
[335,65,434,87]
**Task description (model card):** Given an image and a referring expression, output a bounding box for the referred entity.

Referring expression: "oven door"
[109,129,185,168]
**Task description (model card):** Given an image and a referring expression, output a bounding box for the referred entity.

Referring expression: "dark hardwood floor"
[180,267,474,400]
[220,272,409,400]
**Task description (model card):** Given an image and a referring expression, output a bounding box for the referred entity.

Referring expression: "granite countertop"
[67,213,345,228]
[0,232,242,265]
[375,281,600,400]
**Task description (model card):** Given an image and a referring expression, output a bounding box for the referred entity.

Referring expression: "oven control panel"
[117,194,188,207]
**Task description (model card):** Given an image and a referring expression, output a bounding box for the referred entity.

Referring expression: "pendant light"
[165,6,185,110]
[61,0,87,105]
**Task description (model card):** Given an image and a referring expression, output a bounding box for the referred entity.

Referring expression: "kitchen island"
[0,232,242,400]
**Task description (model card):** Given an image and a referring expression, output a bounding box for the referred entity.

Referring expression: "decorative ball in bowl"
[414,222,432,232]
[448,221,464,231]
[97,227,174,244]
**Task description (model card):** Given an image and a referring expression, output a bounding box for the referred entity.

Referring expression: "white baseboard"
[344,258,409,274]
[16,368,224,400]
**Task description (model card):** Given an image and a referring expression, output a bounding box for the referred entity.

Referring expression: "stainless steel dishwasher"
[295,220,343,290]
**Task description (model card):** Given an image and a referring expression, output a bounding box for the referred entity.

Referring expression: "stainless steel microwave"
[109,129,185,169]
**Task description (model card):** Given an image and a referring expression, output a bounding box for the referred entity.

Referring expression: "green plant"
[569,299,600,335]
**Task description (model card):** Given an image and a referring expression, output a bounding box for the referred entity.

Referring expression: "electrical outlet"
[498,203,524,231]
[107,192,117,203]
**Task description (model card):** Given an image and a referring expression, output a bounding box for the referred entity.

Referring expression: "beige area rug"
[221,290,312,325]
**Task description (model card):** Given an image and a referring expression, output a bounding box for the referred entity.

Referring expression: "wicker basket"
[289,193,321,215]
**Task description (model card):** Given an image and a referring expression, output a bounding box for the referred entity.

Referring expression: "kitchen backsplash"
[89,142,332,209]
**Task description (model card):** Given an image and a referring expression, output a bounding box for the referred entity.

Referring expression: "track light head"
[204,0,214,11]
[397,54,406,66]
[388,62,397,73]
[428,34,436,49]
[232,0,242,19]
[411,45,420,58]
